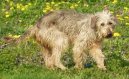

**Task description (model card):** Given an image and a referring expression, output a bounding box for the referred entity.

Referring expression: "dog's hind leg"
[41,47,54,69]
[51,36,69,70]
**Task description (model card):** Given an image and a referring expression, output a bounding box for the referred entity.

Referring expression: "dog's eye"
[101,23,105,26]
[108,22,112,25]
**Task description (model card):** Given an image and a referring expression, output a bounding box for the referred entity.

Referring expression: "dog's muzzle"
[106,32,113,38]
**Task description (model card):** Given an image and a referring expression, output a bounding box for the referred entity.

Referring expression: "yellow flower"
[118,17,124,21]
[8,33,13,37]
[65,2,70,4]
[21,7,25,11]
[5,11,9,14]
[54,4,59,7]
[25,5,29,9]
[61,1,65,4]
[116,14,121,17]
[6,0,9,2]
[124,7,128,11]
[74,4,78,7]
[5,11,10,18]
[5,14,10,18]
[112,0,117,4]
[13,35,20,38]
[70,5,75,9]
[51,2,55,5]
[46,6,51,10]
[125,23,129,25]
[58,2,61,5]
[84,3,89,7]
[43,9,47,13]
[10,7,14,10]
[77,1,81,3]
[8,34,20,38]
[124,16,129,19]
[110,11,114,14]
[113,32,121,37]
[19,20,22,22]
[16,3,21,9]
[28,3,32,6]
[46,2,50,5]
[10,1,14,6]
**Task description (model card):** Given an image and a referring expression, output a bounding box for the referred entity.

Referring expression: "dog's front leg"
[89,47,106,70]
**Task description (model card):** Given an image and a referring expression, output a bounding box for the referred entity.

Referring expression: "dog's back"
[38,10,92,40]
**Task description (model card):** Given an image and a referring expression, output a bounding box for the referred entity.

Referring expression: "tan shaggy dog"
[0,9,117,70]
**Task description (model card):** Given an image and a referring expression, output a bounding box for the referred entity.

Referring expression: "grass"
[0,0,129,79]
[0,65,129,79]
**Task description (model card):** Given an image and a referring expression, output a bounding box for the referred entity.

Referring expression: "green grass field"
[0,0,129,79]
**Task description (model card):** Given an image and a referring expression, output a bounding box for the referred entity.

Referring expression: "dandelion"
[5,11,9,14]
[77,1,81,3]
[51,2,55,5]
[28,3,32,6]
[61,1,65,4]
[84,3,89,7]
[113,32,121,37]
[124,7,128,11]
[43,9,47,13]
[8,33,20,38]
[117,17,124,21]
[110,11,114,14]
[54,4,59,7]
[5,11,10,18]
[125,23,129,25]
[13,35,20,38]
[65,2,70,4]
[116,14,121,17]
[16,3,21,9]
[5,14,10,18]
[19,20,22,22]
[70,5,75,9]
[9,1,14,6]
[21,7,25,11]
[124,16,129,19]
[46,6,51,10]
[6,0,9,2]
[8,33,13,37]
[10,7,14,10]
[112,0,117,4]
[46,2,50,5]
[58,2,61,5]
[74,4,78,7]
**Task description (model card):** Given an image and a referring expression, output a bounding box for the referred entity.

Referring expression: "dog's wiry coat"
[0,10,116,70]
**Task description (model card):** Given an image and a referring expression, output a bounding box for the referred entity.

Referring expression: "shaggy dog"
[0,9,116,70]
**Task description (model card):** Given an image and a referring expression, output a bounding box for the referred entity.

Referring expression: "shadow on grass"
[106,53,129,71]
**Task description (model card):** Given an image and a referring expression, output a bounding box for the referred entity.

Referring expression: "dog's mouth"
[106,33,113,38]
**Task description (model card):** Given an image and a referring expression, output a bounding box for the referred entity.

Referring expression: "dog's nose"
[106,32,113,38]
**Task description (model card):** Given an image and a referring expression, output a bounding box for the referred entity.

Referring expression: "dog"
[0,9,116,70]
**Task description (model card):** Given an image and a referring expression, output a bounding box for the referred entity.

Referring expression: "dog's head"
[91,10,117,39]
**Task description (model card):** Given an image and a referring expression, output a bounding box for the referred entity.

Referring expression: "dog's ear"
[91,16,98,30]
[112,11,118,24]
[103,5,110,13]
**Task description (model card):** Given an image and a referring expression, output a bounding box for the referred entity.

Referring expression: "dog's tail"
[0,26,38,50]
